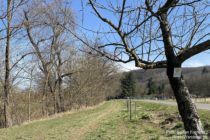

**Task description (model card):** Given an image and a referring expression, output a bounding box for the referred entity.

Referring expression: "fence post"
[134,101,137,118]
[129,98,132,120]
[127,97,129,112]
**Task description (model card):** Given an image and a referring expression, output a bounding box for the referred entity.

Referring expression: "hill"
[129,66,210,97]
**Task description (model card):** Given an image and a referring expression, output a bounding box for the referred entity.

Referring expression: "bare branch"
[178,39,210,63]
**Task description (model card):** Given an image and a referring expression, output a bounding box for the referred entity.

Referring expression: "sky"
[70,0,210,71]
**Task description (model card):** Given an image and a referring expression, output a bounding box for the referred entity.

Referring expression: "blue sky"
[71,1,210,71]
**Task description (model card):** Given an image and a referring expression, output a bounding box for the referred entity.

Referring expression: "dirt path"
[69,101,122,140]
[142,100,210,110]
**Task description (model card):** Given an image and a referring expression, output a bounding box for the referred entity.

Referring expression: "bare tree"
[63,48,120,108]
[0,0,28,128]
[3,0,12,128]
[75,0,210,139]
[23,0,75,114]
[0,0,120,128]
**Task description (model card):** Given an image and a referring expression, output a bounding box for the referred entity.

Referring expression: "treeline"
[0,0,120,128]
[0,48,120,128]
[123,67,210,98]
[100,66,210,100]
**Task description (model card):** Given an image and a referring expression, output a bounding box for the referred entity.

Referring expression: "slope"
[0,100,209,140]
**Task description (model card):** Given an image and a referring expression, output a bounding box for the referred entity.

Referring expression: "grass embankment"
[0,100,209,140]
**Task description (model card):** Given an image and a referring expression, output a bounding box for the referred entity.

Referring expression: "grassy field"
[0,100,209,140]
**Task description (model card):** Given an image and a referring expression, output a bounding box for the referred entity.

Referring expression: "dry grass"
[0,100,209,140]
[193,98,210,104]
[20,102,106,127]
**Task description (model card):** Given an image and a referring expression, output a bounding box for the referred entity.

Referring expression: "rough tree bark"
[167,65,203,139]
[42,74,48,117]
[57,51,65,112]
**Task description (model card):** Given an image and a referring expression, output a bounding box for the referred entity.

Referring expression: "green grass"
[0,100,209,140]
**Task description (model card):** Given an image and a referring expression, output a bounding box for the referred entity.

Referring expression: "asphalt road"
[143,100,210,111]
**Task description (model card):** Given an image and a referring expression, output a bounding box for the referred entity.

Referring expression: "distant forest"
[127,66,210,98]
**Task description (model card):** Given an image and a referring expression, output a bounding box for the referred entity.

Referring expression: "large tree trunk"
[3,91,12,127]
[58,77,65,112]
[42,75,49,117]
[57,52,65,113]
[4,38,12,127]
[3,0,12,128]
[167,67,204,139]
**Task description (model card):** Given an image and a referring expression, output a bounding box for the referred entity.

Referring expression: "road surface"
[143,100,210,111]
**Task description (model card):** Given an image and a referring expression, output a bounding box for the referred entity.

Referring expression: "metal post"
[127,97,129,112]
[134,101,136,119]
[129,98,132,120]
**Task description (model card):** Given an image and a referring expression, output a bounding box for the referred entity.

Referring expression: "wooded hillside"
[129,66,210,97]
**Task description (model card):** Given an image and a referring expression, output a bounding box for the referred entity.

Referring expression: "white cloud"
[117,62,140,71]
[183,60,204,67]
[116,59,206,71]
